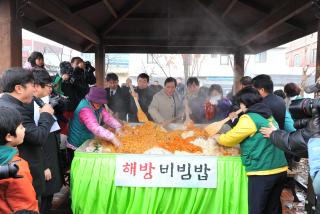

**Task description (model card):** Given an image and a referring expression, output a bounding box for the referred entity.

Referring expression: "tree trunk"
[182,54,191,83]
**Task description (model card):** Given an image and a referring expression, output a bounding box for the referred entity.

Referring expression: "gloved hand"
[307,107,320,138]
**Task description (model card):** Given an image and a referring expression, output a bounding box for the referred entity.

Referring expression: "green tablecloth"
[71,152,248,214]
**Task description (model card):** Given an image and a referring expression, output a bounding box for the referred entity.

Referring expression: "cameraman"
[260,98,318,157]
[71,56,96,87]
[260,101,320,211]
[60,58,96,112]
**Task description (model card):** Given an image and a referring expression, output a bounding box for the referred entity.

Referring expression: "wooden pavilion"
[0,0,319,89]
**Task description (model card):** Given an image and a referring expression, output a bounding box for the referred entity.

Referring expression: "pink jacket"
[79,107,121,141]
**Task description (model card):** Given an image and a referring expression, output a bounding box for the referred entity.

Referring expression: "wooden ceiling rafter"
[103,38,233,47]
[101,0,145,37]
[240,0,312,46]
[102,0,118,19]
[28,0,100,44]
[238,0,306,31]
[69,0,101,13]
[222,0,238,18]
[21,18,84,51]
[104,45,236,54]
[18,0,319,54]
[194,0,240,46]
[245,21,318,54]
[36,0,101,28]
[238,0,304,31]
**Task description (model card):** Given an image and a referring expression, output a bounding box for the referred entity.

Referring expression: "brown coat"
[148,89,183,123]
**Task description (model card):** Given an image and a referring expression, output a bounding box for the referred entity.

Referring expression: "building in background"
[286,33,317,70]
[22,29,317,96]
[22,29,80,74]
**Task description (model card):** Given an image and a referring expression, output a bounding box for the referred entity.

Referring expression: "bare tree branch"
[151,54,168,77]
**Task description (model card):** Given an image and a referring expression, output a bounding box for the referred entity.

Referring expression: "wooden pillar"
[95,44,105,87]
[316,21,320,86]
[0,0,22,73]
[233,51,244,94]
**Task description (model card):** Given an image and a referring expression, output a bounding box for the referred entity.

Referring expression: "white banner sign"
[115,155,217,188]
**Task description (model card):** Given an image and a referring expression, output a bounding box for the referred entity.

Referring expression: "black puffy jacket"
[270,128,312,158]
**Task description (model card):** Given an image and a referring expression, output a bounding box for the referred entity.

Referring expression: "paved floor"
[281,188,306,214]
[49,186,72,214]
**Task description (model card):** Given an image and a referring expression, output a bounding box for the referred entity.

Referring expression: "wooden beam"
[28,0,100,44]
[101,0,144,37]
[36,0,100,28]
[103,38,234,47]
[36,17,54,28]
[95,44,105,86]
[105,35,228,41]
[316,21,320,82]
[240,0,312,46]
[125,13,169,19]
[194,0,239,45]
[244,22,317,54]
[0,0,22,73]
[222,0,238,18]
[70,0,101,13]
[102,0,118,19]
[233,51,244,93]
[83,43,94,52]
[104,45,236,54]
[238,0,269,13]
[238,0,306,31]
[21,18,84,52]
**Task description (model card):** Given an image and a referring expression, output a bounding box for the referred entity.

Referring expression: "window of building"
[220,55,229,65]
[147,54,156,64]
[310,49,317,64]
[255,52,267,63]
[22,46,32,52]
[294,54,301,67]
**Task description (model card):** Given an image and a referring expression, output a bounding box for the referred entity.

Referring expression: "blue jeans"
[313,172,320,197]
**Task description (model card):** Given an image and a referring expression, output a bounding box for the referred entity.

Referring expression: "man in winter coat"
[129,73,155,122]
[252,74,298,170]
[149,77,183,126]
[0,68,55,202]
[185,77,206,124]
[32,70,63,213]
[105,73,130,121]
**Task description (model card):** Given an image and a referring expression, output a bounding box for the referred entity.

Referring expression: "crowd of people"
[0,51,319,214]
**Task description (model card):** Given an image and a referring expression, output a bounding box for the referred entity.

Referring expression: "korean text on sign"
[115,155,217,188]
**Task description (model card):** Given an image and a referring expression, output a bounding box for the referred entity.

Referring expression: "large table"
[71,148,248,214]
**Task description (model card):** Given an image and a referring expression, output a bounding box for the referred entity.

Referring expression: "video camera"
[0,163,22,180]
[304,82,320,94]
[289,98,320,129]
[84,61,95,73]
[59,61,73,76]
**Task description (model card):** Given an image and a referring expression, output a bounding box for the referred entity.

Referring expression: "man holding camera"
[260,99,320,212]
[60,57,96,112]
